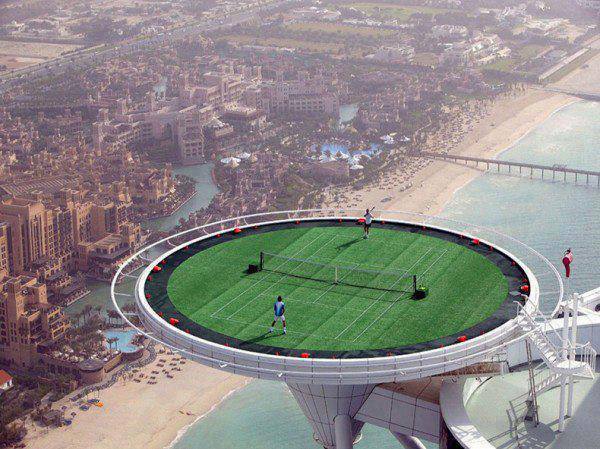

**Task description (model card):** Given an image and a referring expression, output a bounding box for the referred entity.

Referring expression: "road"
[0,0,297,94]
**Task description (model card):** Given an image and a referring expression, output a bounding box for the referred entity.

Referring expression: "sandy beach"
[324,88,576,216]
[22,347,248,449]
[388,89,577,215]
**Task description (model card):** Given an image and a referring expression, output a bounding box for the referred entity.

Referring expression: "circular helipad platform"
[113,210,554,384]
[144,219,526,358]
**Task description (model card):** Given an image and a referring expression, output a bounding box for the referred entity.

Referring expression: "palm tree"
[107,310,120,325]
[106,337,119,351]
[82,305,93,323]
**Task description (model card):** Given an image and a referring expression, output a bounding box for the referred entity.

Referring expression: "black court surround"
[143,219,529,359]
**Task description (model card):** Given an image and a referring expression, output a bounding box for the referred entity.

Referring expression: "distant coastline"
[322,88,578,218]
[160,90,582,449]
[23,50,600,449]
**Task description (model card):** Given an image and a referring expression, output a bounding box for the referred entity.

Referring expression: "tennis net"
[259,251,417,293]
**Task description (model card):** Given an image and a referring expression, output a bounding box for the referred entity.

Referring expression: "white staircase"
[516,299,596,431]
[516,304,596,379]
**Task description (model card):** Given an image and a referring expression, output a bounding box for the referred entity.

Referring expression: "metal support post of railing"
[558,297,571,432]
[567,293,580,417]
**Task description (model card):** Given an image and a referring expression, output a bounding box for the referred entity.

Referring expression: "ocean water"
[171,100,600,449]
[441,100,600,312]
[169,381,418,449]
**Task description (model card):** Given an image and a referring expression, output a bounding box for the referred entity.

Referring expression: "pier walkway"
[540,87,600,102]
[406,151,600,187]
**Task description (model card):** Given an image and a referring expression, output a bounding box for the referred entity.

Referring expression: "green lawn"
[166,226,508,352]
[348,2,453,21]
[217,35,343,53]
[284,21,396,38]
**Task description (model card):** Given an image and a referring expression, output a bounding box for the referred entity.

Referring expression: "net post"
[413,275,417,293]
[259,251,264,271]
[334,267,338,284]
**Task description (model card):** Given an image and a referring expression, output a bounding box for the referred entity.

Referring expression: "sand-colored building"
[0,275,69,368]
[0,192,141,297]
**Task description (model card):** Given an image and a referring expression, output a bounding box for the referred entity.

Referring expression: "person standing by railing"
[562,249,573,278]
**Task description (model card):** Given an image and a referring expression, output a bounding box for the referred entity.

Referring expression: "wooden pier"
[407,151,600,187]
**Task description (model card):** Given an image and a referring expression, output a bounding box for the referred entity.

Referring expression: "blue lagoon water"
[104,329,141,353]
[171,100,600,449]
[142,163,218,231]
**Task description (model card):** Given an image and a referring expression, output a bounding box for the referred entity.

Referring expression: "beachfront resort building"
[442,33,511,66]
[92,94,208,166]
[0,273,138,383]
[244,71,340,116]
[0,194,141,300]
[0,275,69,368]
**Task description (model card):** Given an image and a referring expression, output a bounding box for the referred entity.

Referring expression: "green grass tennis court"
[162,223,510,353]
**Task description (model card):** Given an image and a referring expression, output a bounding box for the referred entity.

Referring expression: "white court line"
[349,247,459,343]
[253,291,365,313]
[210,232,326,318]
[417,248,450,282]
[223,234,339,320]
[335,247,434,341]
[349,248,448,342]
[212,314,356,343]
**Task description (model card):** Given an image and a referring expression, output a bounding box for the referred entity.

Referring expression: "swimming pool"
[104,329,142,353]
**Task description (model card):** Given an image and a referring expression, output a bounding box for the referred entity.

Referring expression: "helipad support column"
[334,415,353,449]
[392,432,427,449]
[287,383,373,448]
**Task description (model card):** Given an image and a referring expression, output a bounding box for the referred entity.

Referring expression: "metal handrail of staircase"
[515,301,572,355]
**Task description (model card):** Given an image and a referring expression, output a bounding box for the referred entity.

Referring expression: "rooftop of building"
[0,369,13,385]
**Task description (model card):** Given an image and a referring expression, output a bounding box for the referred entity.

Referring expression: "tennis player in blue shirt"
[269,296,287,334]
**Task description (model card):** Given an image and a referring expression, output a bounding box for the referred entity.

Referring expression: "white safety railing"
[579,342,597,374]
[110,209,564,383]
